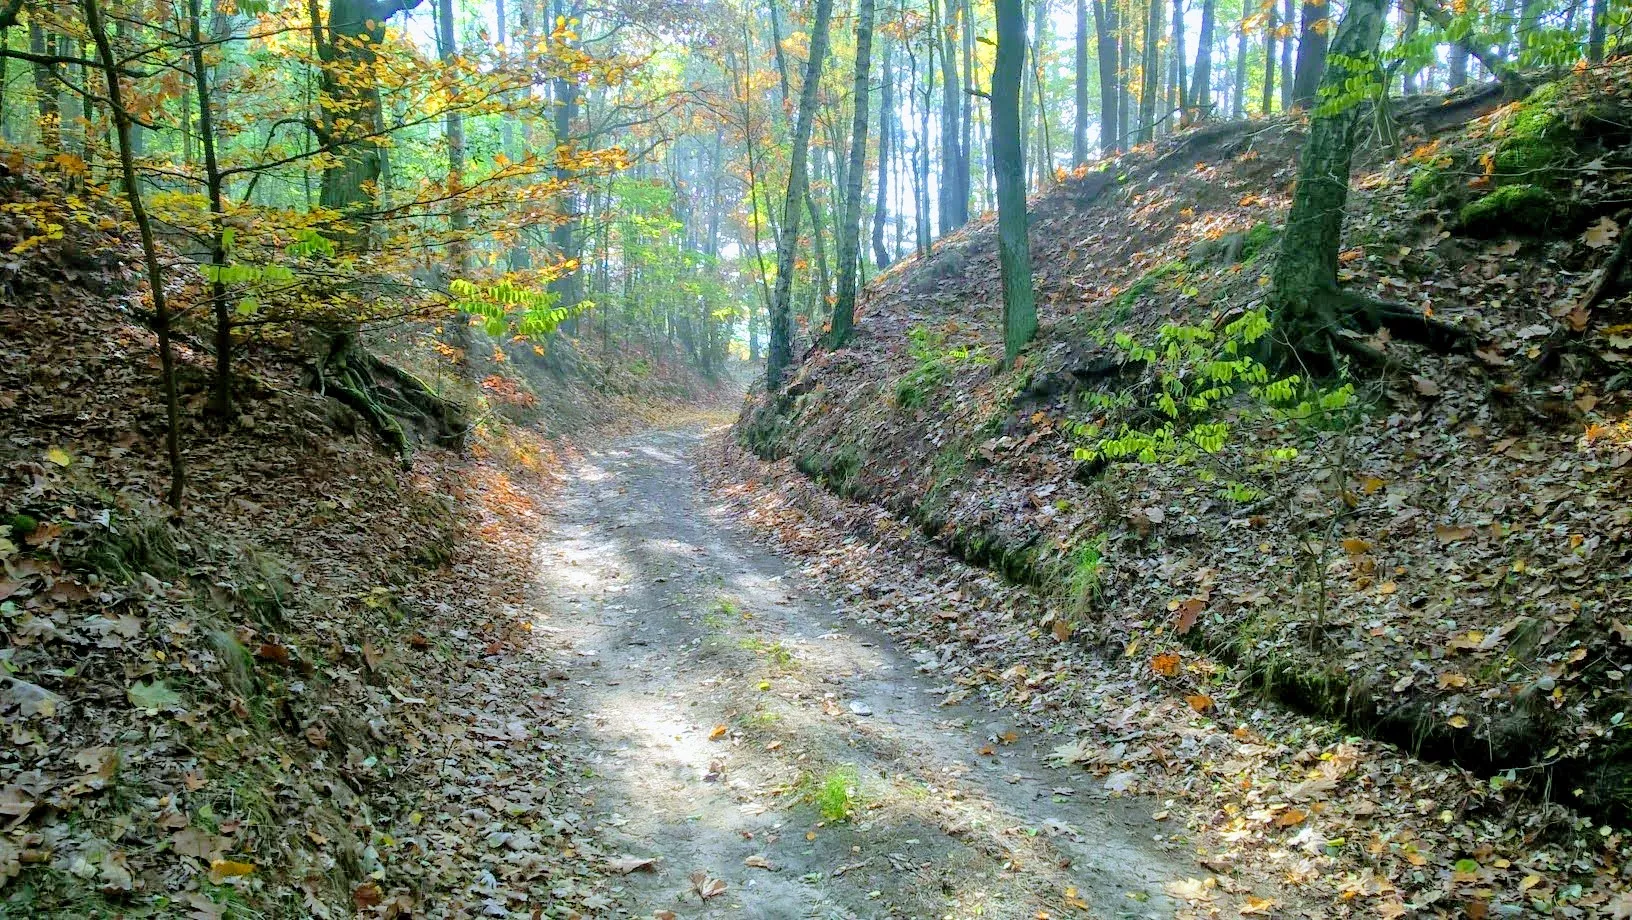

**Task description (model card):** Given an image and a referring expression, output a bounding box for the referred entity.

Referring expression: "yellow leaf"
[1241,895,1277,915]
[45,447,72,467]
[1448,714,1470,728]
[207,859,255,883]
[708,724,728,741]
[1341,537,1372,555]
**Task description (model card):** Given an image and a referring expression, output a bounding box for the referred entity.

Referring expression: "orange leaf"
[1151,652,1181,677]
[1273,808,1307,827]
[1185,694,1214,712]
[708,724,728,741]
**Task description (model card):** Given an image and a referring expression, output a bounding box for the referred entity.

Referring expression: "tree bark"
[1270,0,1399,353]
[1189,0,1216,121]
[1262,3,1277,113]
[830,0,875,346]
[1092,0,1121,153]
[437,0,470,275]
[1074,0,1090,164]
[1139,0,1163,143]
[1279,0,1294,109]
[939,0,966,232]
[1587,0,1607,61]
[873,36,893,270]
[1233,14,1247,117]
[766,0,834,388]
[1289,0,1329,108]
[994,0,1037,362]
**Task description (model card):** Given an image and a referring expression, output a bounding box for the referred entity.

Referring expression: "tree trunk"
[1170,0,1187,130]
[1092,0,1121,153]
[1587,0,1607,62]
[1189,0,1216,121]
[1074,0,1090,164]
[1289,0,1328,108]
[1262,2,1277,113]
[1447,44,1468,87]
[873,36,893,270]
[830,0,874,346]
[83,0,185,509]
[1270,0,1390,350]
[766,0,834,388]
[1279,0,1294,109]
[29,22,58,149]
[437,0,470,275]
[1400,0,1419,94]
[1232,15,1247,118]
[187,0,234,418]
[994,0,1037,362]
[1139,0,1162,143]
[939,0,966,232]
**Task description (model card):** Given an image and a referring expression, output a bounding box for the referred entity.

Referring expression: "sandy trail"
[535,424,1190,919]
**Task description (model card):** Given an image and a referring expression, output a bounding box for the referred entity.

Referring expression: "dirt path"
[531,423,1195,919]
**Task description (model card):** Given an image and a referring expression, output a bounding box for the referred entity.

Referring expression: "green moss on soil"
[1457,184,1559,233]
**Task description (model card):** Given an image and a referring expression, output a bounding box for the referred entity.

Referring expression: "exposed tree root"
[1283,288,1478,376]
[313,331,469,464]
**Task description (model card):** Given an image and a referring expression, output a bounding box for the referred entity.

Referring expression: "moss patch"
[1457,184,1559,234]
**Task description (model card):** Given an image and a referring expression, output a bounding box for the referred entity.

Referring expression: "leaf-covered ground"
[735,62,1632,918]
[0,168,713,917]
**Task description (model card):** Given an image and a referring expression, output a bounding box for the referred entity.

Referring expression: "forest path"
[534,421,1190,919]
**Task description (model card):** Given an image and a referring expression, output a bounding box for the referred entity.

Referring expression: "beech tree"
[766,0,834,386]
[993,0,1036,362]
[830,0,875,345]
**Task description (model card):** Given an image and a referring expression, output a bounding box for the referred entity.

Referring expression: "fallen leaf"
[607,855,657,874]
[1185,694,1214,713]
[1273,808,1307,827]
[708,724,728,741]
[744,854,771,868]
[1582,215,1620,249]
[689,869,727,900]
[1150,652,1181,677]
[207,859,254,884]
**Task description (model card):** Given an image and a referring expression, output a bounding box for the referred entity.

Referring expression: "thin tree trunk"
[873,36,894,270]
[437,0,470,275]
[84,0,185,509]
[831,0,875,345]
[1270,0,1391,348]
[1171,0,1187,129]
[1074,0,1090,164]
[1139,0,1162,143]
[994,0,1037,361]
[29,23,59,149]
[188,0,234,418]
[1290,0,1328,107]
[1263,2,1277,113]
[939,0,965,232]
[1093,0,1121,153]
[1279,0,1294,108]
[1232,14,1247,118]
[1190,0,1216,121]
[1400,0,1419,94]
[1587,0,1607,61]
[766,0,834,387]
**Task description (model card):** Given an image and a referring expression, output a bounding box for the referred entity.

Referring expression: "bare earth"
[531,423,1196,919]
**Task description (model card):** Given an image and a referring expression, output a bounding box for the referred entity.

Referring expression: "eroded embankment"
[740,62,1632,823]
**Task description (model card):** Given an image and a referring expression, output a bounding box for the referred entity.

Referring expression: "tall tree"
[830,0,875,345]
[1271,0,1425,354]
[1587,0,1608,61]
[1262,1,1277,113]
[766,0,835,387]
[1074,0,1090,164]
[437,0,470,275]
[939,0,968,232]
[315,0,430,248]
[1093,0,1121,152]
[83,0,185,508]
[1279,0,1294,108]
[1189,0,1217,120]
[873,35,894,271]
[1139,0,1163,143]
[1289,0,1328,107]
[993,0,1037,361]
